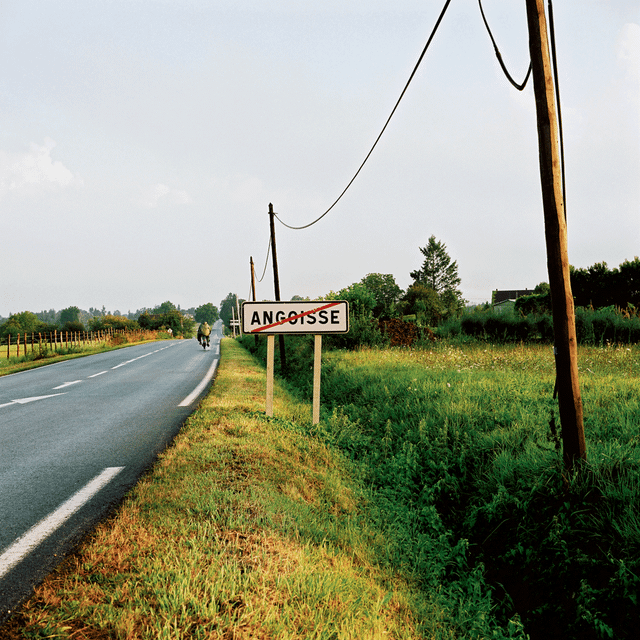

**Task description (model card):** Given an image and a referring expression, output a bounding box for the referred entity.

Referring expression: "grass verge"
[2,338,449,639]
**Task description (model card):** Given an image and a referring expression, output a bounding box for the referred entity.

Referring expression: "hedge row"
[437,307,640,345]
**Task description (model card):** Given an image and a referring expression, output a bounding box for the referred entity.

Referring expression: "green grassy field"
[243,337,639,640]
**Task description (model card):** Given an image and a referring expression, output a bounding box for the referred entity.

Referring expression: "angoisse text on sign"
[241,301,349,334]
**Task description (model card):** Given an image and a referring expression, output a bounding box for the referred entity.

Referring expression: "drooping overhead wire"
[274,0,453,231]
[478,0,532,91]
[479,0,565,219]
[257,237,271,283]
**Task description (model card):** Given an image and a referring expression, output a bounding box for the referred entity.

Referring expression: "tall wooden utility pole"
[268,203,287,372]
[525,0,586,469]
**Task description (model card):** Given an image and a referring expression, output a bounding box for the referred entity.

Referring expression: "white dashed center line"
[53,380,83,390]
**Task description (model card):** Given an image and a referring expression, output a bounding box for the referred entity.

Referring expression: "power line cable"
[274,0,453,231]
[257,237,271,283]
[478,0,532,91]
[547,0,567,221]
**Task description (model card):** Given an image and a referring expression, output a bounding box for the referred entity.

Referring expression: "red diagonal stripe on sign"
[251,302,341,333]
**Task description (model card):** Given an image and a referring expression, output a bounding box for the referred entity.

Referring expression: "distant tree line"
[0,300,223,341]
[571,258,639,310]
[514,258,640,316]
[240,242,639,348]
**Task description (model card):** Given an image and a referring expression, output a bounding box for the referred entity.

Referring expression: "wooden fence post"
[7,334,10,359]
[17,333,20,358]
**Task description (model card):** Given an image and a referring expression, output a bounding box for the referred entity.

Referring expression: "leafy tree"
[90,314,139,332]
[616,257,640,308]
[36,309,57,324]
[138,310,194,337]
[534,282,550,296]
[195,303,219,325]
[328,283,376,317]
[399,284,443,326]
[155,301,178,314]
[59,306,81,326]
[515,282,551,316]
[324,283,386,349]
[0,311,45,339]
[410,236,462,296]
[360,273,403,319]
[407,236,465,322]
[59,306,84,331]
[219,293,244,329]
[570,258,640,310]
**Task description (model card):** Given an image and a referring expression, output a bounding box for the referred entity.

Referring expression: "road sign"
[241,300,349,335]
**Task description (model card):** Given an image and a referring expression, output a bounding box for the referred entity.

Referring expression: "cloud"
[138,183,192,208]
[0,138,83,197]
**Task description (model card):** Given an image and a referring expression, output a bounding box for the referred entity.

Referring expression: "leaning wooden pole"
[250,256,258,346]
[525,0,586,469]
[250,256,257,302]
[268,203,287,373]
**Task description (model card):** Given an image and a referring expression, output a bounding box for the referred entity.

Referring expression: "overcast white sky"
[1,0,638,317]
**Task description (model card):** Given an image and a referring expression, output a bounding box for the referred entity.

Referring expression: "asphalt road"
[0,322,223,623]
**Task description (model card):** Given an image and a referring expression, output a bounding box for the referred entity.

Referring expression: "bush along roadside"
[240,336,640,640]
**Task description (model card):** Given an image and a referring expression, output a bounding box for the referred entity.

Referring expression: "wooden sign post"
[266,334,275,417]
[313,335,322,424]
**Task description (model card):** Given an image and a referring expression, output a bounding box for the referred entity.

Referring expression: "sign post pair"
[241,301,349,424]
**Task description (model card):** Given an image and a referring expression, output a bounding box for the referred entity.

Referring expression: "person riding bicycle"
[197,321,211,347]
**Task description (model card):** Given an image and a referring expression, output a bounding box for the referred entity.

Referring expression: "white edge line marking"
[0,466,124,579]
[179,357,219,407]
[88,371,108,378]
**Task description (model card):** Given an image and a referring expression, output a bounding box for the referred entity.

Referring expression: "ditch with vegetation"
[240,333,639,640]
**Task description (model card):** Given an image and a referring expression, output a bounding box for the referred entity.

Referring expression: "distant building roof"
[492,289,532,305]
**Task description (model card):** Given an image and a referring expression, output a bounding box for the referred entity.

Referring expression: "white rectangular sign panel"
[241,301,349,335]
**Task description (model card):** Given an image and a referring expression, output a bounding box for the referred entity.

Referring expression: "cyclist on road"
[197,321,211,347]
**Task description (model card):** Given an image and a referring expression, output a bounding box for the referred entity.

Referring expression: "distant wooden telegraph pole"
[268,203,287,372]
[525,0,586,468]
[250,256,257,302]
[250,256,258,346]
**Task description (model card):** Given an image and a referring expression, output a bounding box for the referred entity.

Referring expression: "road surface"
[0,323,222,623]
